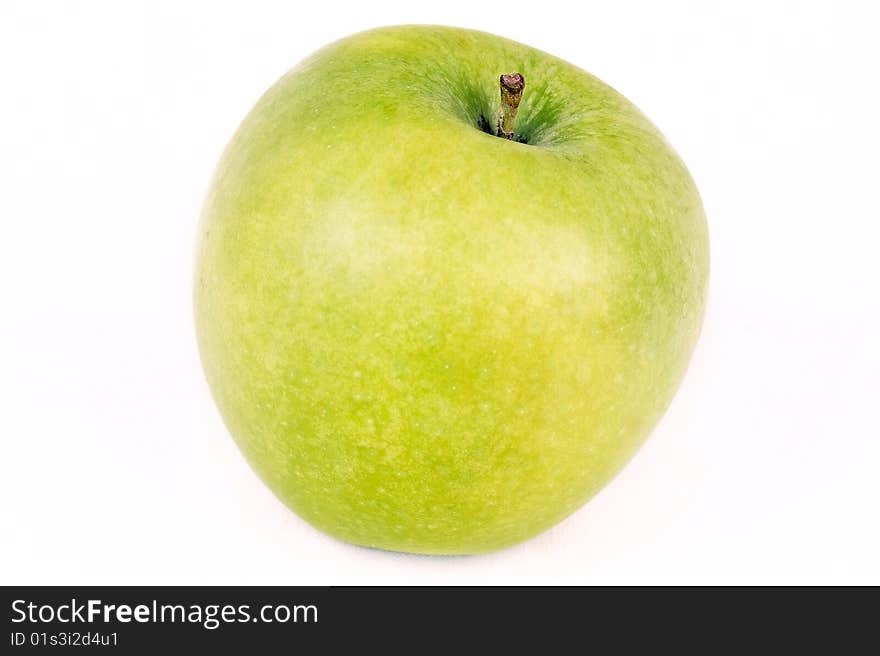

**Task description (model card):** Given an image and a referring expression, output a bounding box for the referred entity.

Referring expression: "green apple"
[195,25,709,554]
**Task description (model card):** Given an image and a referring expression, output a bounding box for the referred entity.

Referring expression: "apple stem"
[497,73,525,140]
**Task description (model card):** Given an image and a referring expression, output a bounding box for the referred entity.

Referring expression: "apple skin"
[194,25,709,555]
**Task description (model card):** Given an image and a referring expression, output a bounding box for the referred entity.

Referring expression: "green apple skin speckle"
[194,25,709,555]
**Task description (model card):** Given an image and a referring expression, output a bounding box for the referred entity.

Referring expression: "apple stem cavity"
[497,72,525,140]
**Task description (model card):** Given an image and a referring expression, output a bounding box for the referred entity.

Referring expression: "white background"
[2,1,878,585]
